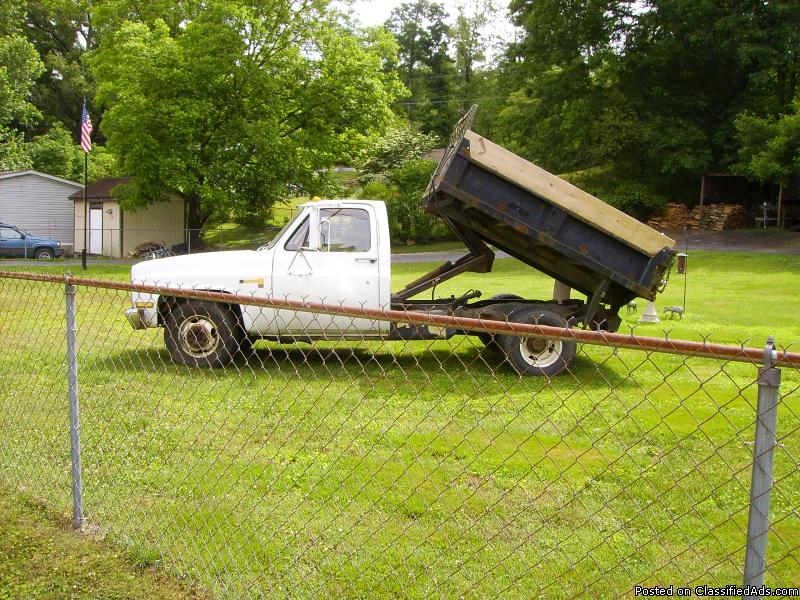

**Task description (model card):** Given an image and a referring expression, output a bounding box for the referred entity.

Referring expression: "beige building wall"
[73,199,121,257]
[122,196,186,257]
[104,201,122,257]
[74,196,184,258]
[73,200,85,253]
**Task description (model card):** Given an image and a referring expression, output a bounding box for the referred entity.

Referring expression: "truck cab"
[127,199,391,365]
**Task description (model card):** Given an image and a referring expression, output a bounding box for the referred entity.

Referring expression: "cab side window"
[319,208,371,253]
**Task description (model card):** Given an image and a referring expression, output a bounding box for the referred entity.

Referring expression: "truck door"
[271,204,388,336]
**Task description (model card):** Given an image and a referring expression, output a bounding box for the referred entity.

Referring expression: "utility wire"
[391,95,507,106]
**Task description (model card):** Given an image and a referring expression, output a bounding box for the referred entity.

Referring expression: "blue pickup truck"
[0,223,65,259]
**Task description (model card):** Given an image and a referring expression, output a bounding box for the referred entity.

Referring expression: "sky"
[347,0,463,27]
[338,0,516,62]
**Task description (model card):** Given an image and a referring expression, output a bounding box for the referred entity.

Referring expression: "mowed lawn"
[0,252,798,598]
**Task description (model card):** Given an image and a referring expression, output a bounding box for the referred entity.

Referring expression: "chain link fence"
[0,270,798,598]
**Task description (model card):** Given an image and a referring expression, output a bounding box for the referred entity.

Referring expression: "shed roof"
[69,177,131,201]
[0,170,82,188]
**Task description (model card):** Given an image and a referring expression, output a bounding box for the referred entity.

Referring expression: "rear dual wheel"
[477,293,523,353]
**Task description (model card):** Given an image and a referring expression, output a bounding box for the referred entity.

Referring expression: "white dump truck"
[125,107,675,376]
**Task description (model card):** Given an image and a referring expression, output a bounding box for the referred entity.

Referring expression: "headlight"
[56,241,61,246]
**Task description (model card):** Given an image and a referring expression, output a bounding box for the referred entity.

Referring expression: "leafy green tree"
[21,0,93,136]
[0,11,44,171]
[23,122,116,181]
[360,158,444,244]
[386,0,458,139]
[497,0,800,215]
[357,125,439,182]
[0,129,33,171]
[356,123,443,242]
[0,34,44,127]
[498,0,627,170]
[737,0,800,116]
[27,123,82,179]
[735,99,800,185]
[90,1,403,234]
[453,1,491,87]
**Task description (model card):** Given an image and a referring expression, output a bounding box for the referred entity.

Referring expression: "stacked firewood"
[646,203,689,230]
[686,204,752,230]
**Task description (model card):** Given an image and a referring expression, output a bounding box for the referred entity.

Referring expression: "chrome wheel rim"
[519,337,562,368]
[178,315,220,358]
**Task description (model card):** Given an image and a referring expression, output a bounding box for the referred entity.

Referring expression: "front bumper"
[54,247,65,258]
[125,308,147,330]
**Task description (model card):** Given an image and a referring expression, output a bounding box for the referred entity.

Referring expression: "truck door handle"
[355,257,377,263]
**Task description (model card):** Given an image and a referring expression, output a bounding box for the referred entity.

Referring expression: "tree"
[0,34,44,127]
[90,1,404,233]
[26,123,82,179]
[496,0,800,215]
[498,0,628,171]
[735,100,800,186]
[356,124,438,182]
[386,0,458,139]
[0,129,33,171]
[21,0,93,137]
[453,1,491,87]
[23,122,116,181]
[359,158,445,244]
[0,8,44,171]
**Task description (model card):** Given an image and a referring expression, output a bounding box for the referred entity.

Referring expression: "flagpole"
[80,97,91,270]
[82,151,88,270]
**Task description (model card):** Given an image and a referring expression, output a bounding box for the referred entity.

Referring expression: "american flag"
[80,100,93,153]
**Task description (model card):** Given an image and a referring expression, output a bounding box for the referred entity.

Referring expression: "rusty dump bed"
[422,107,676,308]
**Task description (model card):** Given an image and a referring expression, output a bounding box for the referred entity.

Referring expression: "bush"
[357,126,439,184]
[561,166,667,220]
[359,159,448,244]
[601,181,667,220]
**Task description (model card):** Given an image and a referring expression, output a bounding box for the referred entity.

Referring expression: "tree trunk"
[186,192,204,248]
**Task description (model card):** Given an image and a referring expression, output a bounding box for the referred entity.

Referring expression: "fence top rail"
[1,269,798,369]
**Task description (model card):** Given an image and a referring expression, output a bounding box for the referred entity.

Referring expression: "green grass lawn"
[0,486,202,599]
[0,252,798,598]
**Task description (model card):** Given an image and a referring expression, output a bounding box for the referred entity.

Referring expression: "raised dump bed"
[422,106,676,313]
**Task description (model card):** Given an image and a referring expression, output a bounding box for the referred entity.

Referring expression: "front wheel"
[34,247,54,260]
[498,309,576,377]
[164,300,244,367]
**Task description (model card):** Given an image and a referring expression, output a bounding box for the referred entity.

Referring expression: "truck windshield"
[258,211,303,251]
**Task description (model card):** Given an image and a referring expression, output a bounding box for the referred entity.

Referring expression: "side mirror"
[320,219,330,252]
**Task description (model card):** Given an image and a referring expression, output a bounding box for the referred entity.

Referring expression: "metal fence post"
[743,336,781,589]
[65,281,85,530]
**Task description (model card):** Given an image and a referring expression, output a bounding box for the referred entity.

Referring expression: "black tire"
[477,293,523,352]
[497,308,577,377]
[34,247,54,260]
[164,300,245,367]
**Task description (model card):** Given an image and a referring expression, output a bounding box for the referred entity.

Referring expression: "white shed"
[71,177,186,258]
[0,170,82,252]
